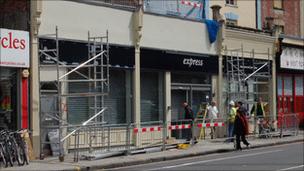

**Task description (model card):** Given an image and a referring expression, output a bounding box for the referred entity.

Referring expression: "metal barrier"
[250,115,278,138]
[170,119,193,141]
[70,122,133,162]
[278,113,299,137]
[169,118,226,141]
[56,114,300,162]
[70,120,165,162]
[134,121,164,148]
[195,118,225,140]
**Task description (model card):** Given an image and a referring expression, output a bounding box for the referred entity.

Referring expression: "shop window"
[141,72,164,122]
[67,69,127,124]
[284,76,292,96]
[277,76,283,96]
[295,76,304,113]
[0,68,18,130]
[273,0,283,9]
[295,76,304,96]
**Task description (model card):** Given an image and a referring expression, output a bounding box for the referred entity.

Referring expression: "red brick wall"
[261,0,301,36]
[0,0,29,31]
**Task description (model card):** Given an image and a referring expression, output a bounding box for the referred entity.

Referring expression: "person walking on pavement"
[207,101,218,139]
[227,100,237,142]
[234,108,250,150]
[182,102,194,142]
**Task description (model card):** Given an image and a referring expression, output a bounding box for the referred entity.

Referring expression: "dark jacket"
[184,105,194,120]
[234,111,249,135]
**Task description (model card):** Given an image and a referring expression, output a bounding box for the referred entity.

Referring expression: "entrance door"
[171,84,211,139]
[171,84,211,121]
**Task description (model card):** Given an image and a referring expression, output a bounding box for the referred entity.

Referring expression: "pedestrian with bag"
[234,108,250,150]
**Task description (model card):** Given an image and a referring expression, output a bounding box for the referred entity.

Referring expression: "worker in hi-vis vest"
[250,97,267,134]
[250,97,267,118]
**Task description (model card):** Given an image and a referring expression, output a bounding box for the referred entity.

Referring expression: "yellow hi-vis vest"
[252,102,266,118]
[228,107,237,123]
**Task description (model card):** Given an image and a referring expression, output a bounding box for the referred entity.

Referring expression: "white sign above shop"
[0,28,29,68]
[280,47,304,70]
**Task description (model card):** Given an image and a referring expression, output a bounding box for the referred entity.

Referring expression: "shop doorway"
[171,84,211,120]
[171,84,211,139]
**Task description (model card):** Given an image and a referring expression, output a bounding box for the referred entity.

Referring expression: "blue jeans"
[228,122,234,142]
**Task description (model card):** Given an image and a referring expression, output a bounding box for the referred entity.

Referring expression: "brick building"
[260,0,301,36]
[260,0,304,127]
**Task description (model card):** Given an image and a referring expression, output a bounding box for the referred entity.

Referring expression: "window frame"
[226,19,238,26]
[273,0,284,10]
[225,0,237,6]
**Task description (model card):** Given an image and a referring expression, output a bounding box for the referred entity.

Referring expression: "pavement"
[2,132,304,171]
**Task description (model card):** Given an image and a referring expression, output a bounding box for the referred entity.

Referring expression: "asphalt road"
[107,142,304,171]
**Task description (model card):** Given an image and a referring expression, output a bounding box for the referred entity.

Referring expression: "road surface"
[107,142,304,171]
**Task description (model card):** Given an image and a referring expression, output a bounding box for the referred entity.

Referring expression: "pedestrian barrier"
[133,126,161,133]
[197,122,225,128]
[68,122,134,162]
[137,121,164,148]
[168,124,191,130]
[195,118,226,140]
[52,114,300,162]
[278,113,299,137]
[170,119,193,141]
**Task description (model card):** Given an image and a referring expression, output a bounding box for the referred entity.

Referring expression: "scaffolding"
[224,45,272,116]
[38,27,110,160]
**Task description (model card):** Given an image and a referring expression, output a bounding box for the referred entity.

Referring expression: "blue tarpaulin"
[205,19,219,44]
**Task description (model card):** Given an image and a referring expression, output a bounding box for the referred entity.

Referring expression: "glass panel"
[144,0,205,21]
[277,76,283,96]
[0,68,18,130]
[273,0,283,9]
[284,76,293,96]
[171,89,187,121]
[171,73,210,84]
[141,72,163,122]
[104,70,126,124]
[295,76,303,96]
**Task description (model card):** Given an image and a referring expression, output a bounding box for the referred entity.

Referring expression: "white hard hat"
[229,101,235,106]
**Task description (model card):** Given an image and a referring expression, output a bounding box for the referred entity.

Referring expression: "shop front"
[277,44,304,127]
[0,28,30,130]
[140,48,218,124]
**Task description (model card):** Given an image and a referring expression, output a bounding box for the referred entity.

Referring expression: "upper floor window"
[273,0,283,9]
[226,0,237,6]
[226,19,238,26]
[277,25,284,34]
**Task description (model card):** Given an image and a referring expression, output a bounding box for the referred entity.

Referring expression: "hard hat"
[229,100,235,106]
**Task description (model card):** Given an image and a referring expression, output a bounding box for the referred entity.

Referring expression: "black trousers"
[235,134,249,150]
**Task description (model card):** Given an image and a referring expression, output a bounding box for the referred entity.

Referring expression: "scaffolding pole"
[38,27,110,161]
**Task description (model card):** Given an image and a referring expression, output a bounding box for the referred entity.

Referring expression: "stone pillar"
[164,72,171,138]
[211,5,225,138]
[211,5,225,118]
[133,1,143,146]
[30,0,42,159]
